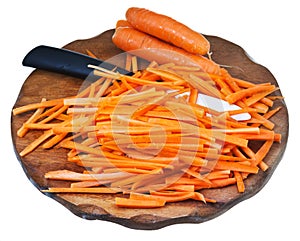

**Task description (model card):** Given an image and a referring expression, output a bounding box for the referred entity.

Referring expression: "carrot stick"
[43,187,121,194]
[184,168,211,184]
[250,112,275,130]
[131,55,138,73]
[17,98,46,137]
[260,97,274,107]
[210,178,237,188]
[251,107,282,128]
[115,197,165,208]
[251,102,269,113]
[165,184,195,192]
[188,87,198,104]
[13,98,64,115]
[245,87,278,106]
[234,129,275,141]
[188,74,222,98]
[149,191,196,203]
[42,132,68,149]
[234,171,245,193]
[44,169,132,182]
[214,161,259,174]
[225,85,276,104]
[206,170,231,180]
[254,140,274,166]
[19,129,54,157]
[86,49,98,58]
[70,180,104,188]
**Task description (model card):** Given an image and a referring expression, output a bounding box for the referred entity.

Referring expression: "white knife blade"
[197,93,251,121]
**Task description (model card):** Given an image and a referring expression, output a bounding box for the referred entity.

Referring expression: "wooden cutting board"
[11,29,289,230]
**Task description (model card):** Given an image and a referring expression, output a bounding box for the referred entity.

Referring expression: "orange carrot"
[214,161,259,174]
[17,98,46,137]
[43,187,121,194]
[234,171,245,193]
[115,197,165,208]
[13,98,64,115]
[86,49,98,58]
[112,27,220,74]
[44,169,132,182]
[19,130,54,157]
[149,191,196,203]
[254,140,274,166]
[210,178,237,188]
[225,85,276,104]
[125,7,210,55]
[188,87,198,104]
[116,19,132,28]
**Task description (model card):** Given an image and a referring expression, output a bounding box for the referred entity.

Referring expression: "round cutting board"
[11,29,288,230]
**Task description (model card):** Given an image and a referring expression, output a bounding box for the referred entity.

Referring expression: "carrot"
[86,49,98,58]
[116,19,132,28]
[254,140,274,166]
[126,7,210,55]
[43,187,121,194]
[244,87,278,106]
[210,178,237,188]
[149,191,196,203]
[214,161,259,174]
[225,85,276,104]
[115,197,165,208]
[19,130,54,157]
[251,106,282,128]
[188,87,198,104]
[234,171,245,193]
[13,98,64,115]
[125,7,210,55]
[112,27,220,74]
[44,169,132,182]
[17,98,47,137]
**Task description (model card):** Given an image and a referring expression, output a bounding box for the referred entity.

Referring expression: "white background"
[1,0,299,240]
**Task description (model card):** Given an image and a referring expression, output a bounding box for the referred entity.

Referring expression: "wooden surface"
[11,29,289,230]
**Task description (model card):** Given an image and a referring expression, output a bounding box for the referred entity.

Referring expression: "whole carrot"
[112,27,220,74]
[126,7,210,55]
[115,19,132,28]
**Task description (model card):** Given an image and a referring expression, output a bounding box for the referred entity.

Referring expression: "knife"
[22,45,132,79]
[22,45,251,121]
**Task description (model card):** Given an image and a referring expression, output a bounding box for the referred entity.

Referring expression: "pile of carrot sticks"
[13,52,282,208]
[13,7,283,208]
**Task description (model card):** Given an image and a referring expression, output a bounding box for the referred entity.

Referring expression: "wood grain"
[11,29,288,229]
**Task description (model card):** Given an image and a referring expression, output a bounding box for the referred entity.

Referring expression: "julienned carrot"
[225,85,276,104]
[44,169,132,182]
[44,187,121,194]
[214,161,259,174]
[17,98,46,137]
[254,140,274,166]
[244,87,278,107]
[13,98,64,115]
[19,130,54,157]
[14,34,283,208]
[115,197,166,208]
[86,49,98,58]
[112,27,220,74]
[125,7,210,55]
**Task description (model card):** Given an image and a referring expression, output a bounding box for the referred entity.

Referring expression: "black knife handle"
[22,45,132,79]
